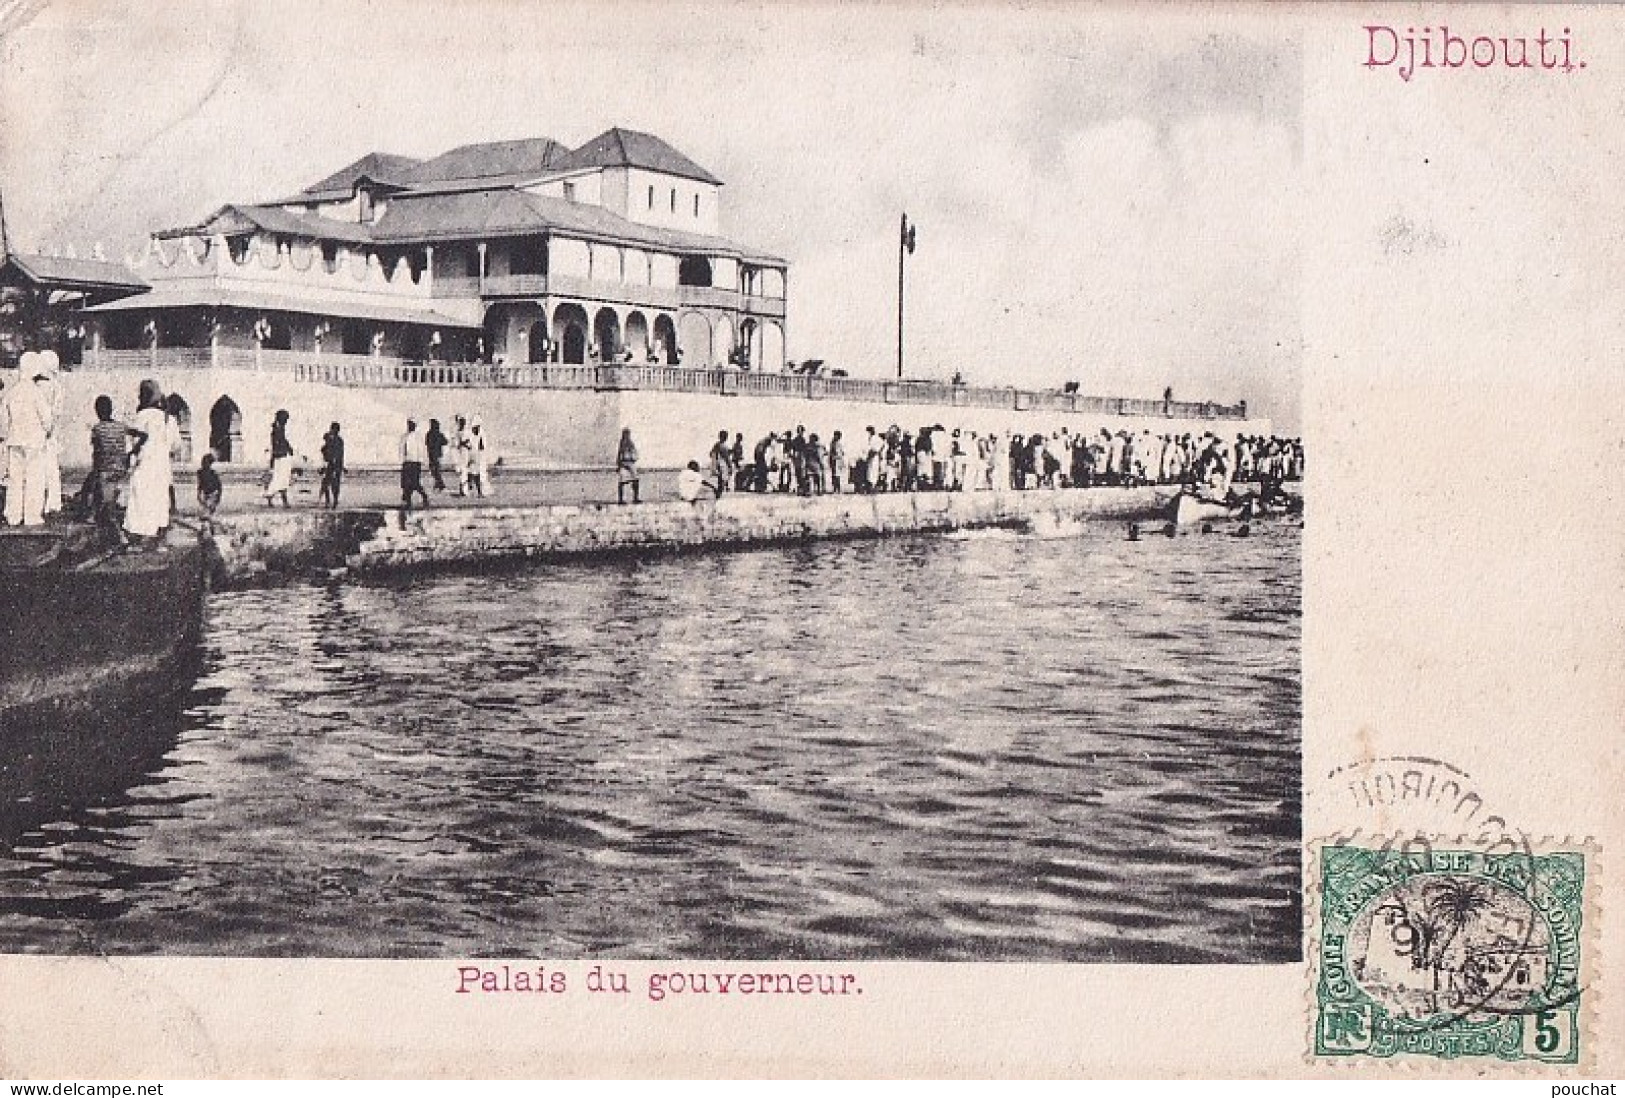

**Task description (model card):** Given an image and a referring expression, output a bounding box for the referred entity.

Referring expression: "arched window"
[209,396,244,463]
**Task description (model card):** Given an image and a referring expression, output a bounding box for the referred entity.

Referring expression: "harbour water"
[0,520,1301,961]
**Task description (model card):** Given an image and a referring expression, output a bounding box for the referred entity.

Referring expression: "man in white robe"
[36,351,64,515]
[2,352,50,526]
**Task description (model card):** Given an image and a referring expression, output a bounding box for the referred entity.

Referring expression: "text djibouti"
[1365,25,1583,81]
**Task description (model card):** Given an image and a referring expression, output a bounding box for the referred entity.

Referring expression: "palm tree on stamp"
[1418,878,1494,1012]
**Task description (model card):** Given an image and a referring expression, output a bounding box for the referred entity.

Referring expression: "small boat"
[1,525,206,731]
[1169,491,1252,527]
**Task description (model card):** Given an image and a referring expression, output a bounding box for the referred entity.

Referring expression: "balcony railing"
[79,346,1248,420]
[676,285,740,310]
[543,274,681,311]
[429,275,482,298]
[741,294,788,318]
[478,273,549,297]
[425,270,790,316]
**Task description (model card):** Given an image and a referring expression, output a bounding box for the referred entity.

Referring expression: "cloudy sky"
[0,0,1302,428]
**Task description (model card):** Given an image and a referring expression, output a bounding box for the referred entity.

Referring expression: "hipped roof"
[300,151,424,198]
[160,128,778,263]
[551,128,722,185]
[2,252,150,297]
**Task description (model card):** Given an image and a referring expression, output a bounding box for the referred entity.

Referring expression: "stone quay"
[206,485,1170,587]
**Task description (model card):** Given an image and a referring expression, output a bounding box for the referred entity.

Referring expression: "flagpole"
[896,213,906,380]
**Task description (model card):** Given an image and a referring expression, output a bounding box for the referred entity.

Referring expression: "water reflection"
[0,653,207,930]
[1,523,1301,959]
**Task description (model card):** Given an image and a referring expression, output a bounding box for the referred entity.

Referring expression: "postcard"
[0,0,1619,1078]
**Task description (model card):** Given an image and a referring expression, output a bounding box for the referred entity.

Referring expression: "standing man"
[262,409,294,507]
[425,418,449,491]
[752,433,773,493]
[88,394,132,541]
[805,433,827,495]
[467,419,490,498]
[319,422,345,509]
[828,430,846,495]
[454,415,473,496]
[36,351,63,517]
[729,433,745,491]
[616,428,640,504]
[2,352,49,526]
[788,425,808,495]
[865,426,885,493]
[399,417,430,511]
[708,430,732,497]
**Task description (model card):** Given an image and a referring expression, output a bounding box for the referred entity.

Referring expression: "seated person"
[677,460,706,503]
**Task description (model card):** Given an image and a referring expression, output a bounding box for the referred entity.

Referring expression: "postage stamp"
[1312,840,1587,1063]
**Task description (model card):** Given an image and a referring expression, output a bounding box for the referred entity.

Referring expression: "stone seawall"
[207,487,1169,585]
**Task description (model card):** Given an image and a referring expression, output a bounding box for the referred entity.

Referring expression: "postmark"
[1310,752,1598,1065]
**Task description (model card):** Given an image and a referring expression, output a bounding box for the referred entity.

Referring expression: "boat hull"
[1170,492,1250,527]
[1,532,205,731]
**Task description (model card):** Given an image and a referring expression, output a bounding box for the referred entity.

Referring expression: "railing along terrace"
[88,347,215,371]
[430,275,483,298]
[79,347,1247,420]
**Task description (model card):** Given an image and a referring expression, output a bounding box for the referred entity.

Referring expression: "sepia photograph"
[1,2,1305,965]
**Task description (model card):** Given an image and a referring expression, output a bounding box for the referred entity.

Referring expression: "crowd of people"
[3,368,1303,526]
[657,423,1304,502]
[0,365,187,549]
[261,411,494,512]
[0,373,508,540]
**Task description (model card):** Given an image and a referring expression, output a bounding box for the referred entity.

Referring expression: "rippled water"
[0,520,1301,960]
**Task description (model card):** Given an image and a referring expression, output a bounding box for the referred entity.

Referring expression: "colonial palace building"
[88,128,788,376]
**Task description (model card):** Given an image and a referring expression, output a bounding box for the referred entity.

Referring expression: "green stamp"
[1314,842,1586,1062]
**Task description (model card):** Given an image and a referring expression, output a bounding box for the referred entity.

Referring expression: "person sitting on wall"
[677,460,706,503]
